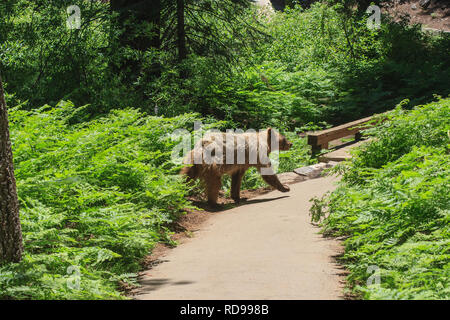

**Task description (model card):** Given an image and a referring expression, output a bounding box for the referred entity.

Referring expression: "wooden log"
[307,116,374,153]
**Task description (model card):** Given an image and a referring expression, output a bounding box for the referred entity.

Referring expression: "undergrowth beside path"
[312,97,450,299]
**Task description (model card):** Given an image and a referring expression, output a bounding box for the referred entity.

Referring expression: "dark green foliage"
[0,1,113,111]
[157,3,450,129]
[2,2,449,128]
[0,0,265,117]
[258,3,450,124]
[311,98,450,299]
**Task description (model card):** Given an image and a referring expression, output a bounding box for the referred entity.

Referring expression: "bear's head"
[267,128,293,152]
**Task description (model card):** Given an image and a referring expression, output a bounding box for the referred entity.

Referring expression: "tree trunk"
[358,1,380,11]
[110,0,161,79]
[0,75,23,264]
[269,0,286,11]
[176,0,187,63]
[110,0,161,51]
[176,0,187,78]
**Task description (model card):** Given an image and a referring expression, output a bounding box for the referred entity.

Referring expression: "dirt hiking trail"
[133,175,345,300]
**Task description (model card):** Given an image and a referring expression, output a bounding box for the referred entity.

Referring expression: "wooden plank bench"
[307,116,375,154]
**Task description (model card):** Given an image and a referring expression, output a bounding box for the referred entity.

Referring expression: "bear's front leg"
[206,175,222,206]
[257,166,290,193]
[231,169,247,203]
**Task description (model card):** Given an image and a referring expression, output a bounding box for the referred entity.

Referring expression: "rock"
[284,162,338,184]
[411,3,417,10]
[293,163,328,179]
[293,166,316,176]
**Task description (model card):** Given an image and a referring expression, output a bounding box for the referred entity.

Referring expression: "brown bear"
[180,128,292,205]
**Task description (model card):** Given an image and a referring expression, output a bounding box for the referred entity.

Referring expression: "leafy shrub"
[256,3,450,125]
[312,98,450,299]
[343,97,450,183]
[0,101,202,299]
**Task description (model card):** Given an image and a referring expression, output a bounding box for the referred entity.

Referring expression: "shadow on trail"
[192,195,290,213]
[135,278,196,294]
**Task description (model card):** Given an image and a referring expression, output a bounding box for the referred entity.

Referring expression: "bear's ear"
[267,127,272,147]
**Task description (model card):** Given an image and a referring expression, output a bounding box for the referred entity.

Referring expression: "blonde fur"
[180,128,292,205]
